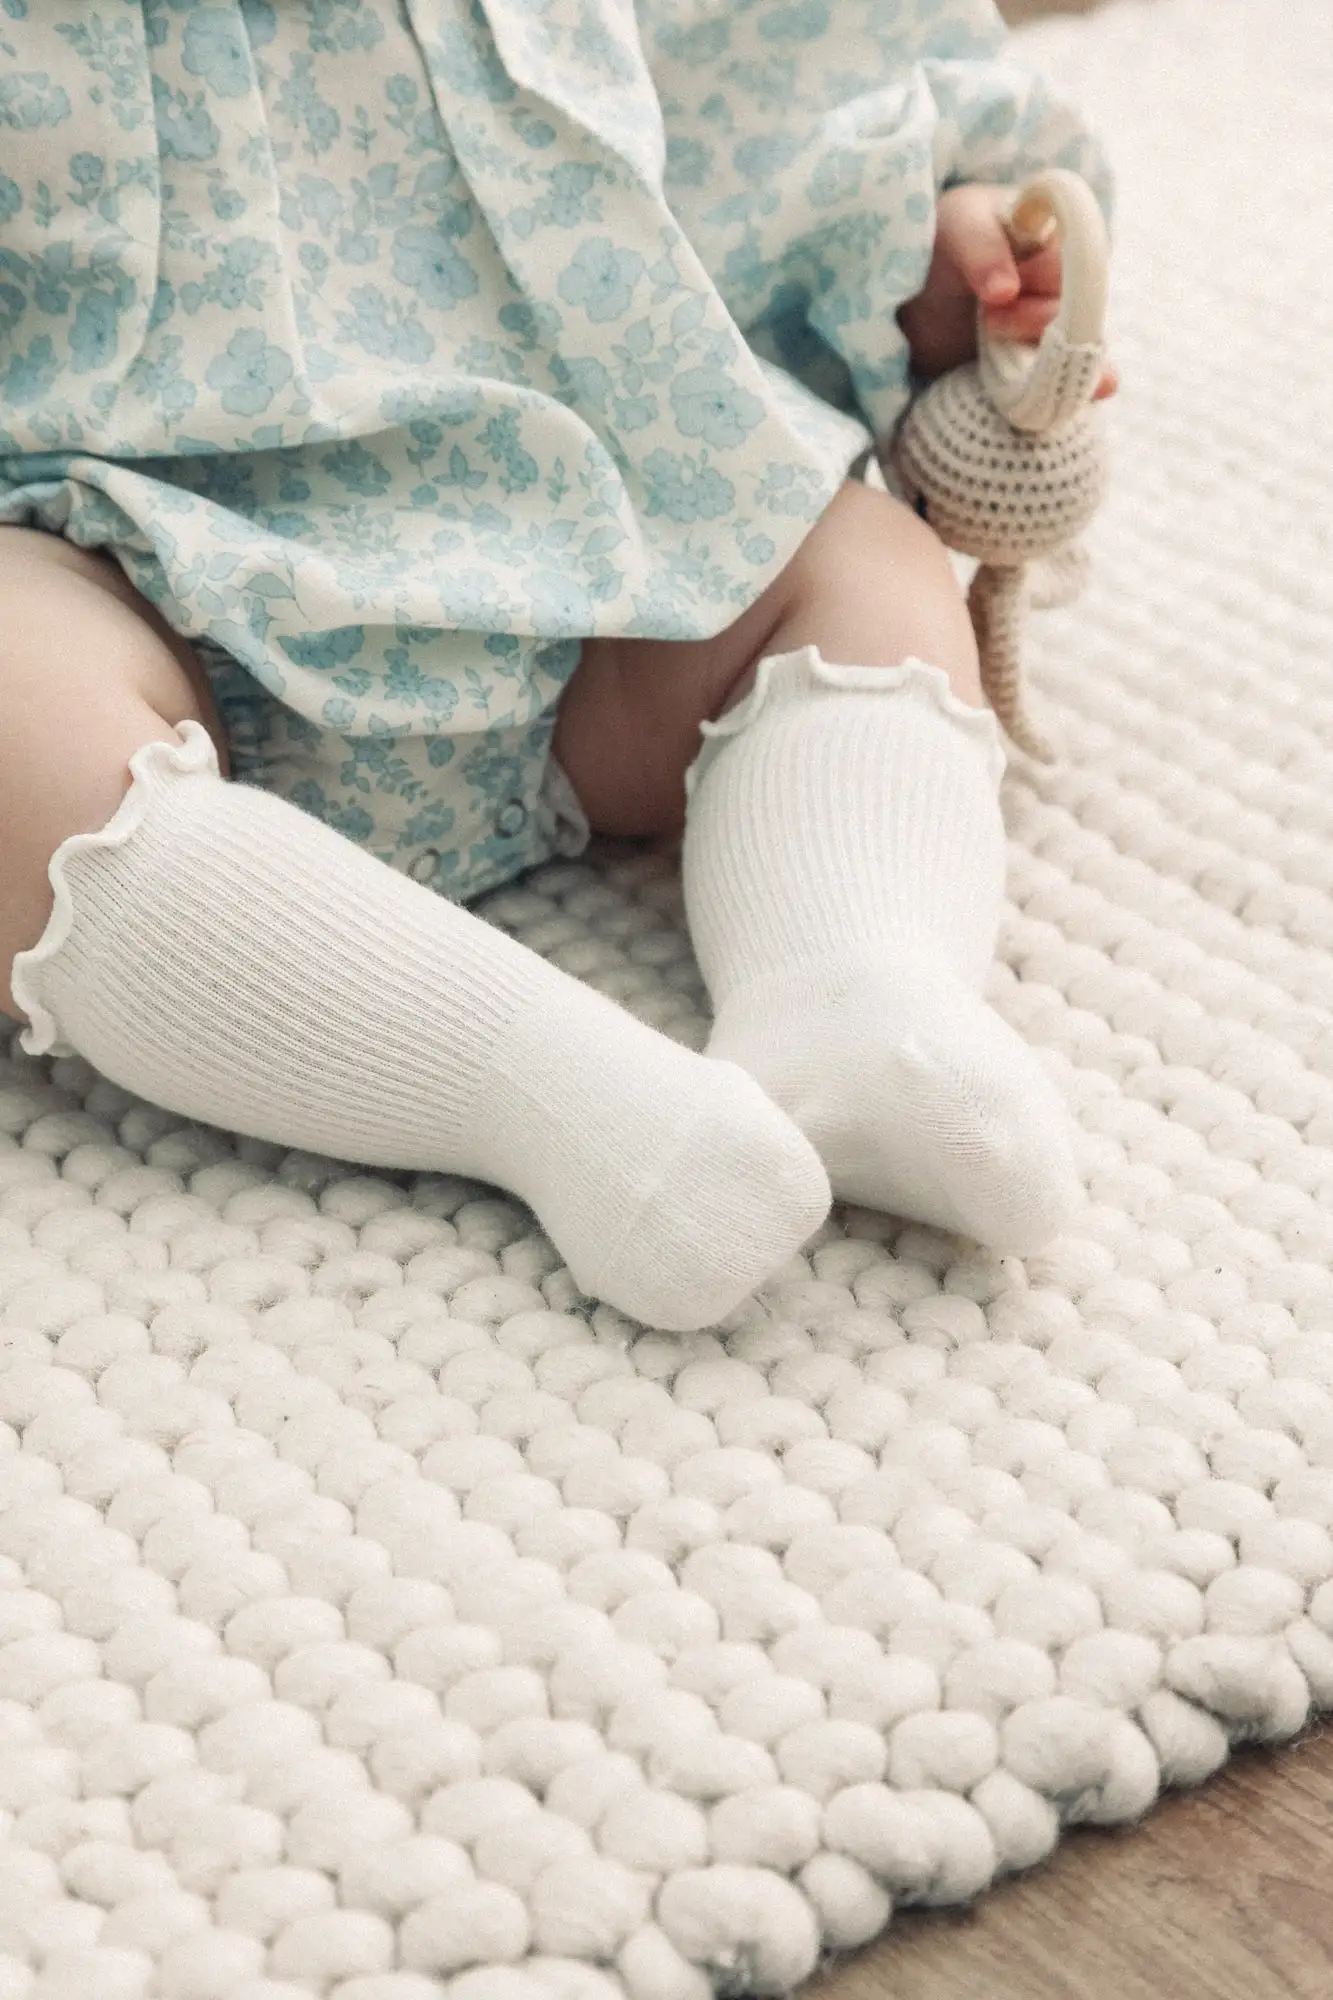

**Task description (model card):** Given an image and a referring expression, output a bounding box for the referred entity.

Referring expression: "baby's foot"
[470,990,832,1330]
[708,955,1082,1253]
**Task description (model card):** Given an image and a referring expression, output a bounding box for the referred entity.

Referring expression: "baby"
[0,0,1115,1331]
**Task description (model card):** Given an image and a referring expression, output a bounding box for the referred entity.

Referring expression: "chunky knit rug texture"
[2,3,1332,1997]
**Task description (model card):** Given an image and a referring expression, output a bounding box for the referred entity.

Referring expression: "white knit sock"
[11,724,830,1330]
[681,647,1083,1253]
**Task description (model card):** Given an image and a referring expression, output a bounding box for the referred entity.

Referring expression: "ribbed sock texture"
[681,648,1083,1253]
[12,724,830,1329]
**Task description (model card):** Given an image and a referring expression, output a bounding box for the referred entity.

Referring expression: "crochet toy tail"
[968,562,1060,763]
[1029,542,1092,612]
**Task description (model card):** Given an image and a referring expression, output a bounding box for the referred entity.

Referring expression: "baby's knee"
[791,478,962,599]
[0,529,227,1020]
[776,480,983,705]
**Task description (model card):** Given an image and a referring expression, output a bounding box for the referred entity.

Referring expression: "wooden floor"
[999,0,1106,21]
[808,20,1329,2000]
[810,1728,1333,1999]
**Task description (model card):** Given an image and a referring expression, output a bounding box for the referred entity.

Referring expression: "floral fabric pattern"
[0,0,1108,902]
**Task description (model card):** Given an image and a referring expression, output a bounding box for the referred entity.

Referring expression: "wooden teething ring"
[978,168,1111,434]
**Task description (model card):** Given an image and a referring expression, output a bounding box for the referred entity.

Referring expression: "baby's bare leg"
[554,480,981,838]
[0,527,229,1020]
[556,479,1082,1253]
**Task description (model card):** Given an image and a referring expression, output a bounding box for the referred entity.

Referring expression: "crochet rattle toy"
[889,169,1112,761]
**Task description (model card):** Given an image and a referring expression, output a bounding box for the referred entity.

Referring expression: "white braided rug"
[3,2,1332,1996]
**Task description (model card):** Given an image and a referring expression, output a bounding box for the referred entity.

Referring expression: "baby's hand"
[897,182,1117,399]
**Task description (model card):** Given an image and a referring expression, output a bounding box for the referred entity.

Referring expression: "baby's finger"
[939,185,1022,306]
[1009,238,1063,298]
[982,295,1060,343]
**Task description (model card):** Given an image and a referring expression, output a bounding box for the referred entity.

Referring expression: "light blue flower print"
[757,0,831,41]
[1,0,1110,908]
[732,130,804,181]
[459,739,525,809]
[665,136,711,189]
[670,366,766,449]
[323,440,391,496]
[292,174,344,233]
[407,152,466,209]
[309,0,385,57]
[540,162,604,227]
[653,18,731,66]
[57,13,151,129]
[152,75,221,161]
[807,147,865,209]
[753,458,829,519]
[126,336,197,422]
[179,239,274,315]
[274,51,341,155]
[481,408,539,495]
[68,288,129,373]
[391,223,478,310]
[428,19,516,104]
[740,528,776,564]
[0,72,71,130]
[641,446,734,522]
[205,330,294,416]
[282,627,367,674]
[550,354,613,413]
[180,8,254,99]
[338,232,379,269]
[0,273,24,343]
[241,0,277,46]
[510,161,606,239]
[526,567,595,636]
[613,394,657,432]
[336,284,434,364]
[288,780,375,845]
[513,111,557,150]
[557,238,645,324]
[67,153,104,203]
[384,71,418,114]
[400,798,457,847]
[3,336,59,406]
[211,180,244,225]
[379,650,454,715]
[339,736,426,801]
[496,300,564,352]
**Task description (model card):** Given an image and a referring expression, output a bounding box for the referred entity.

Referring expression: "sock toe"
[887,1004,1086,1248]
[933,1046,1085,1252]
[859,985,1084,1251]
[712,961,1084,1256]
[579,1060,832,1332]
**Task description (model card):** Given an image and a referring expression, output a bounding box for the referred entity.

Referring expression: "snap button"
[407,849,440,882]
[495,799,528,838]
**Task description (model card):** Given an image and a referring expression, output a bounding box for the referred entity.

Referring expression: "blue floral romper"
[0,0,1108,903]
